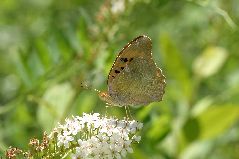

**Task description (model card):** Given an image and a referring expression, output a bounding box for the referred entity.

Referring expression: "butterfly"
[98,35,166,107]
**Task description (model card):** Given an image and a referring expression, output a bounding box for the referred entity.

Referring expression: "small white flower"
[121,149,127,157]
[118,120,127,128]
[132,135,141,143]
[127,147,133,153]
[137,122,143,130]
[115,152,122,159]
[57,133,74,148]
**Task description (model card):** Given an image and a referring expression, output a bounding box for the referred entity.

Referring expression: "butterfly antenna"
[80,82,101,94]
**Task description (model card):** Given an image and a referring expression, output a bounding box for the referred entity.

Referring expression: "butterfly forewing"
[107,35,152,84]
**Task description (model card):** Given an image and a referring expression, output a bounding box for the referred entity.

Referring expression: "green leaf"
[27,51,45,80]
[197,104,239,140]
[14,51,33,88]
[146,114,171,142]
[183,117,200,143]
[191,96,213,116]
[193,46,228,78]
[159,33,192,101]
[55,32,74,61]
[34,39,52,70]
[180,104,239,152]
[37,82,75,131]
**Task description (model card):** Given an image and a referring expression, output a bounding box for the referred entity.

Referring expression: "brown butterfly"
[99,35,166,107]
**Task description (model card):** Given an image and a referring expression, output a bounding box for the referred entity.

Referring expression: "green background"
[1,0,239,158]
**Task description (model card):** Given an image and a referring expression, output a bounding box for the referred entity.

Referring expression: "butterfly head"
[98,91,114,106]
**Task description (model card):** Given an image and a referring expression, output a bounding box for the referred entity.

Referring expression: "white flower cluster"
[54,113,143,159]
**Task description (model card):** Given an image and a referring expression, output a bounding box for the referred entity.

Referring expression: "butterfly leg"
[127,106,133,120]
[124,106,129,120]
[124,106,133,120]
[104,105,110,117]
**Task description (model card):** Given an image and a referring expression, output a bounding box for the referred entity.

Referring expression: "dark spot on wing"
[120,67,124,70]
[115,70,120,73]
[112,75,115,78]
[120,58,128,62]
[129,58,133,62]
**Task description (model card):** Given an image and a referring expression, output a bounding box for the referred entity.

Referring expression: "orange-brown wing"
[107,35,152,85]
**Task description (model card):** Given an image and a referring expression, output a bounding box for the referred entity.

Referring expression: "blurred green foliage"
[0,0,239,158]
